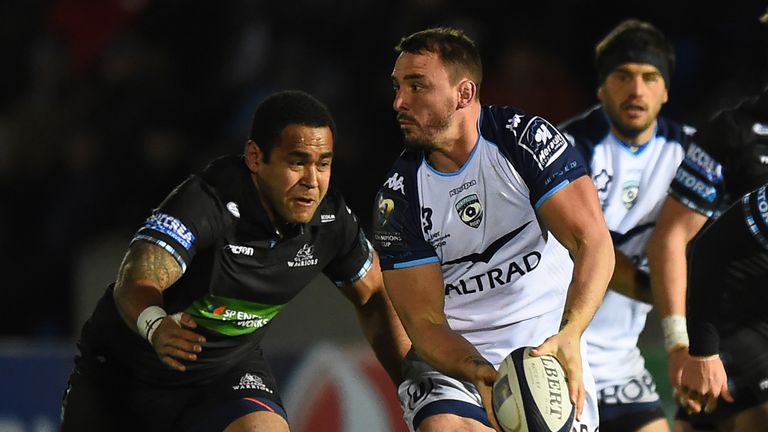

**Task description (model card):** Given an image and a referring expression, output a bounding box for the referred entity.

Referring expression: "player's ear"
[597,85,605,102]
[457,79,476,109]
[244,140,263,173]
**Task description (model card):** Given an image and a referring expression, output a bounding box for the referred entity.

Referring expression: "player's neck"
[426,106,480,173]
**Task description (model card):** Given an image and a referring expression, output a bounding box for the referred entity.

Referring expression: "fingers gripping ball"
[492,347,575,432]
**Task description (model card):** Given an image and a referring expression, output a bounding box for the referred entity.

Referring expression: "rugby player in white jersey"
[559,19,693,432]
[373,27,614,432]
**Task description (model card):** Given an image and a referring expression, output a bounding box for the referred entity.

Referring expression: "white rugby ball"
[492,346,575,432]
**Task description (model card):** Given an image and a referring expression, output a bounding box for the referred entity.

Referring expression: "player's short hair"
[595,19,675,88]
[396,27,483,94]
[249,90,336,162]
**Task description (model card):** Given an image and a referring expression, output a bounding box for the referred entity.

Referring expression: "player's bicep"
[656,196,709,243]
[116,240,183,293]
[382,262,447,331]
[537,176,606,253]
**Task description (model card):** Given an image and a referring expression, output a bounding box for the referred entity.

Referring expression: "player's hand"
[680,354,733,414]
[150,313,206,372]
[467,357,501,431]
[531,331,584,421]
[667,345,689,395]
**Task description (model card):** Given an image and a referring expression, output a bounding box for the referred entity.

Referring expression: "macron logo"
[226,244,254,256]
[384,173,405,194]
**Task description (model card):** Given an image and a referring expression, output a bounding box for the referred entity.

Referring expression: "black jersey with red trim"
[669,88,768,215]
[77,155,373,385]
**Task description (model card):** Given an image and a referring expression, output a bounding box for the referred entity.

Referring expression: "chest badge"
[287,243,318,268]
[455,194,483,228]
[622,180,640,209]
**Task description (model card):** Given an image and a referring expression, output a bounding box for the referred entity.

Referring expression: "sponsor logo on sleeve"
[519,117,567,170]
[143,212,195,250]
[684,144,723,184]
[375,194,396,227]
[674,168,717,202]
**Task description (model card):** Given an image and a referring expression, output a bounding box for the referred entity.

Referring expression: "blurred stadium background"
[1,1,766,430]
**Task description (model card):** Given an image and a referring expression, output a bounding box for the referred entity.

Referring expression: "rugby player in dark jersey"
[678,182,768,431]
[60,90,410,431]
[647,12,768,430]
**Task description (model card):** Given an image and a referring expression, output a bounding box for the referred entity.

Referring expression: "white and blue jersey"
[373,105,588,367]
[561,105,694,397]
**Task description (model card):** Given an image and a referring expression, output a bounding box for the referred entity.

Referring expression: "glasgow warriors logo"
[455,194,483,228]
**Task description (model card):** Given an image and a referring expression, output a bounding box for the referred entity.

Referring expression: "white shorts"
[397,339,600,432]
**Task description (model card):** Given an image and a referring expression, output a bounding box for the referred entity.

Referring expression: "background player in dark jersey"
[60,90,410,431]
[376,27,614,432]
[647,12,768,431]
[677,182,768,431]
[560,19,688,432]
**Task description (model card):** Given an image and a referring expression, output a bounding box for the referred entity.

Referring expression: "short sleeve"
[132,175,222,272]
[323,195,375,287]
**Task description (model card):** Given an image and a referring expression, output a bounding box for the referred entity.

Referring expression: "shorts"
[596,368,666,431]
[61,347,286,432]
[398,343,600,432]
[675,322,768,429]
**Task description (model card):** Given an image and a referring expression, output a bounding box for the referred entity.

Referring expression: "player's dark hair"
[249,90,336,162]
[595,19,675,88]
[396,27,483,95]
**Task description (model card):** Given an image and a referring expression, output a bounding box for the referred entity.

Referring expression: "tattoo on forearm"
[117,241,182,290]
[465,355,492,368]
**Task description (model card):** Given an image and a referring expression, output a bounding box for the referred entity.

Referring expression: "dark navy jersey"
[670,88,768,216]
[372,105,587,366]
[78,155,372,385]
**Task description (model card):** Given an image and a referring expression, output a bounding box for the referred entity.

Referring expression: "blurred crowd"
[1,0,765,337]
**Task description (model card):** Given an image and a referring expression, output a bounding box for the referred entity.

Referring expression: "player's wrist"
[689,354,719,362]
[137,306,167,344]
[661,315,689,353]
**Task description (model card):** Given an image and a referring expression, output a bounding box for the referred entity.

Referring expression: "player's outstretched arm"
[113,240,206,372]
[533,175,614,419]
[647,197,708,391]
[383,262,500,430]
[340,251,411,386]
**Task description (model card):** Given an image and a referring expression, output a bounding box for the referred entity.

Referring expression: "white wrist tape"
[137,306,167,344]
[661,315,689,352]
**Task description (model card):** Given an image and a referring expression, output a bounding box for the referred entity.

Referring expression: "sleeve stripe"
[534,179,570,209]
[132,234,188,273]
[393,256,440,269]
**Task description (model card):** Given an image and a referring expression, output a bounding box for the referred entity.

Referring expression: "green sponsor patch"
[185,295,284,336]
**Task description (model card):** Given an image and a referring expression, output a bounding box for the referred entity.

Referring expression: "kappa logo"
[232,373,273,393]
[384,173,405,194]
[505,114,522,133]
[455,194,483,228]
[288,243,318,267]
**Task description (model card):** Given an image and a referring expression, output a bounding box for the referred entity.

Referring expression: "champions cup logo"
[455,194,483,228]
[376,195,395,227]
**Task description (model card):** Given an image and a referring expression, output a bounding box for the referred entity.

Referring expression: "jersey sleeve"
[132,175,222,273]
[668,115,728,217]
[511,115,589,208]
[372,163,438,271]
[323,193,375,287]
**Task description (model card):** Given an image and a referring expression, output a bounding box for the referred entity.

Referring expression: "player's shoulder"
[656,116,696,147]
[558,105,610,142]
[378,148,422,197]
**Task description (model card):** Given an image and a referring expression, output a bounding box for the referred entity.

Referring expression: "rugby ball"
[492,346,575,432]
